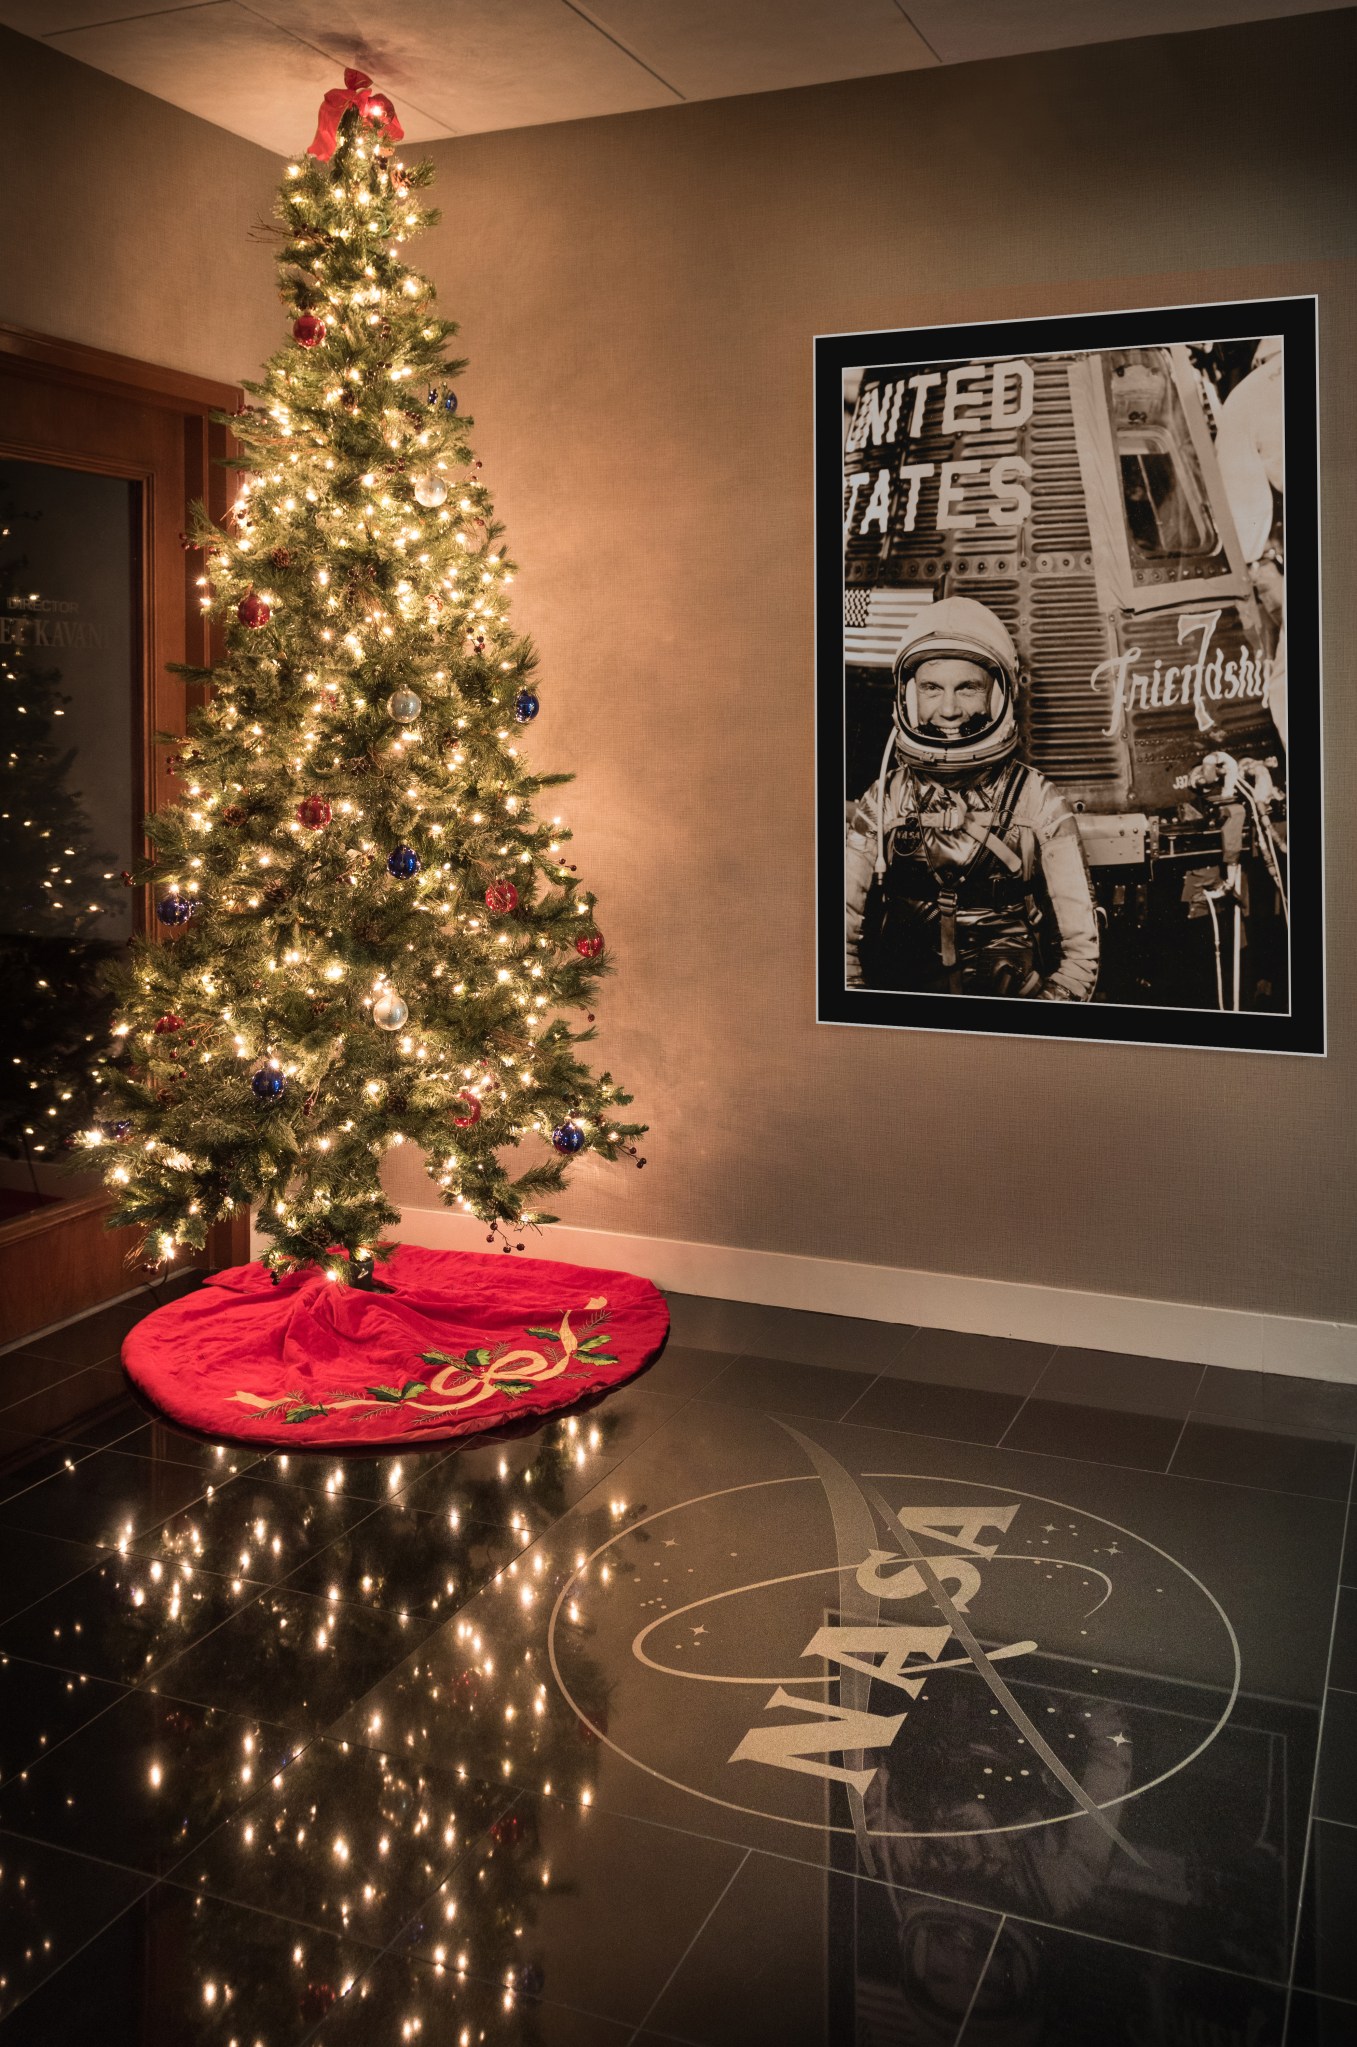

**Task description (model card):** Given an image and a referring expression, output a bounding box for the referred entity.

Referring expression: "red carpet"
[121,1244,670,1446]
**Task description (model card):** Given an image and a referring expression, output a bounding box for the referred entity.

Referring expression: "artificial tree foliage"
[84,91,642,1283]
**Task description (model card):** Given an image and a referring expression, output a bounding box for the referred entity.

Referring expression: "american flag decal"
[843,584,933,669]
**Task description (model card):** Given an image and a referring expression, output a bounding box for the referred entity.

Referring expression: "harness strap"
[935,887,961,990]
[960,821,1023,872]
[991,759,1030,841]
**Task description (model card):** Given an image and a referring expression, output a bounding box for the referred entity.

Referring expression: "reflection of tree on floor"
[379,1409,625,2012]
[64,1399,627,2025]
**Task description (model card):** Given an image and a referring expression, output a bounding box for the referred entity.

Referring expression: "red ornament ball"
[152,1013,184,1035]
[453,1091,482,1129]
[575,933,604,960]
[484,880,519,916]
[299,1983,336,2024]
[292,313,326,348]
[296,795,332,830]
[237,590,270,629]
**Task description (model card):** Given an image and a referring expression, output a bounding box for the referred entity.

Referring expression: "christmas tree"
[85,75,643,1285]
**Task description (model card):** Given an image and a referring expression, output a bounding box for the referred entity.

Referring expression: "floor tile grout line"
[168,1755,518,1996]
[955,1913,1006,2043]
[0,1439,571,1643]
[294,1781,575,2041]
[1286,1478,1354,1997]
[7,1383,659,1670]
[0,1668,134,1792]
[625,1845,751,2044]
[0,1411,169,1470]
[312,1722,1312,2003]
[11,1299,1354,2019]
[1025,1343,1062,1398]
[0,1612,315,1793]
[991,1343,1059,1448]
[828,1400,1356,1505]
[0,1814,181,1894]
[0,1352,120,1394]
[0,1545,110,1630]
[1186,1373,1357,1439]
[836,1371,883,1425]
[0,1849,156,2028]
[0,1414,258,1514]
[0,1712,322,1903]
[1164,1401,1199,1478]
[0,1273,201,1363]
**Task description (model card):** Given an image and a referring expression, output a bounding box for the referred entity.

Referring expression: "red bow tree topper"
[307,69,404,162]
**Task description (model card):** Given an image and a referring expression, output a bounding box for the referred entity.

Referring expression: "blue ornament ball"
[100,1118,133,1141]
[551,1120,586,1155]
[444,390,458,413]
[386,843,421,879]
[513,691,540,724]
[156,892,196,927]
[251,1066,286,1104]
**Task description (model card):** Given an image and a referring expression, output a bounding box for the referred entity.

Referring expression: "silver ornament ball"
[372,989,409,1031]
[386,688,422,724]
[411,470,449,509]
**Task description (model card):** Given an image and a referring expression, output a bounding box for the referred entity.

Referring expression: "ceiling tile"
[0,0,190,31]
[6,0,1343,148]
[902,0,1353,66]
[247,0,681,135]
[580,0,936,100]
[44,3,424,155]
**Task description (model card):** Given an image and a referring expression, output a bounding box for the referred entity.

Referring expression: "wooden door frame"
[0,324,249,1344]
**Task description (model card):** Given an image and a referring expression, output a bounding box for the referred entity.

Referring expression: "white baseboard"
[315,1207,1357,1385]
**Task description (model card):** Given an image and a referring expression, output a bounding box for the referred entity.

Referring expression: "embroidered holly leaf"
[418,1349,459,1367]
[284,1403,328,1423]
[496,1381,534,1398]
[576,1334,614,1352]
[367,1384,406,1403]
[401,1379,427,1398]
[465,1346,493,1369]
[583,1353,618,1366]
[526,1325,562,1341]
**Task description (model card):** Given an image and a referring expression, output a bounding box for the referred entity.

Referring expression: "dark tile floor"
[0,1281,1353,2044]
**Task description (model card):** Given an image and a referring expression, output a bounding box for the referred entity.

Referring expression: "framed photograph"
[814,296,1322,1054]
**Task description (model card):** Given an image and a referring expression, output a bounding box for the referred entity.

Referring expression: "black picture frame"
[814,295,1323,1055]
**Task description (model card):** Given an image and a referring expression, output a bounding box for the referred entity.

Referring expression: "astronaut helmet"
[891,596,1021,774]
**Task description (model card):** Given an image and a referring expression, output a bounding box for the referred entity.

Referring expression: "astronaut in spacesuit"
[845,597,1099,1001]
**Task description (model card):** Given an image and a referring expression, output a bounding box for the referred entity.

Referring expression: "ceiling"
[1,0,1347,154]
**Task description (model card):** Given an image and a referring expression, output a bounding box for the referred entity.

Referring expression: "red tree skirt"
[121,1244,670,1447]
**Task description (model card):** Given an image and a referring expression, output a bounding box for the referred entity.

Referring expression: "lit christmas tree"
[85,75,643,1285]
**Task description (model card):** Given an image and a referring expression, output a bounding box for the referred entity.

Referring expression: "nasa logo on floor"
[548,1423,1240,1858]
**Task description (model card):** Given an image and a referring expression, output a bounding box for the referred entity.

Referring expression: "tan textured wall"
[0,26,278,383]
[3,16,1353,1322]
[387,11,1356,1323]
